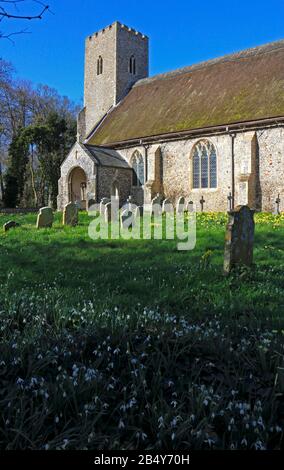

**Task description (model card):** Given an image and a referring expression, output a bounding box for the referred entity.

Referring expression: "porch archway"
[68,167,87,209]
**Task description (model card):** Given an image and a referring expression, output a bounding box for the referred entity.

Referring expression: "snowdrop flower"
[158,416,165,429]
[118,419,125,430]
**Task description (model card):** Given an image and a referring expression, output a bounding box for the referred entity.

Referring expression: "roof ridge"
[134,39,284,87]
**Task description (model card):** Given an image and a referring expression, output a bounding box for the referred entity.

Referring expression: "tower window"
[97,56,103,75]
[129,55,136,75]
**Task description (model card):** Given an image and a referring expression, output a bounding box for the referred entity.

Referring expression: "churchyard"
[0,210,284,450]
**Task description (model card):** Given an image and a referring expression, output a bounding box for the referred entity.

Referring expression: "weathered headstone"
[176,196,185,214]
[187,200,194,213]
[223,205,255,275]
[104,202,112,223]
[151,194,162,216]
[87,193,96,211]
[162,198,173,214]
[126,195,133,211]
[63,202,78,226]
[36,207,53,229]
[100,198,110,215]
[87,198,96,211]
[121,209,134,229]
[155,193,163,204]
[3,220,20,232]
[134,206,144,218]
[75,200,82,210]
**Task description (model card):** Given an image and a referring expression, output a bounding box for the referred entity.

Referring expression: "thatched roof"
[87,40,284,146]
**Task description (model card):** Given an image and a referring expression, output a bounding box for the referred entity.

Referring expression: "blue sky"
[1,0,284,105]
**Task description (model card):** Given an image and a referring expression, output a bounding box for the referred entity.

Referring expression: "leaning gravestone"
[223,205,255,275]
[36,207,53,229]
[63,202,78,226]
[3,220,20,232]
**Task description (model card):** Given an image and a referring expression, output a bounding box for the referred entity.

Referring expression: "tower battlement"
[80,21,149,140]
[87,21,148,42]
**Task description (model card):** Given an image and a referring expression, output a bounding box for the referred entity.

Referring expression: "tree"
[0,57,78,206]
[5,111,76,208]
[0,59,12,199]
[0,0,50,40]
[3,173,17,207]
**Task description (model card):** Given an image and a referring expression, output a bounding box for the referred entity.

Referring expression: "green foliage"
[2,173,18,207]
[4,112,76,207]
[0,212,283,449]
[5,131,29,205]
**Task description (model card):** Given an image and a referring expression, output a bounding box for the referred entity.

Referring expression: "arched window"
[192,140,217,189]
[97,56,103,75]
[129,55,136,75]
[131,150,144,187]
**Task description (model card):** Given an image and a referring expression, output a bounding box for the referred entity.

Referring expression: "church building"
[57,21,284,212]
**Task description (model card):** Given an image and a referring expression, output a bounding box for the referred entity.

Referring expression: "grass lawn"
[0,211,284,450]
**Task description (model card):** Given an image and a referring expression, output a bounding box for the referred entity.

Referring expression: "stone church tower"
[78,21,149,140]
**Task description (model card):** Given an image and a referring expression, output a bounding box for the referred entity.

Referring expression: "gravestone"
[100,198,110,215]
[187,200,194,213]
[104,202,112,223]
[134,206,144,218]
[126,196,133,211]
[162,198,173,214]
[3,220,20,232]
[36,207,53,229]
[63,202,78,226]
[151,194,162,216]
[87,198,96,211]
[121,209,134,229]
[75,200,82,210]
[223,205,255,275]
[176,196,185,214]
[87,193,96,211]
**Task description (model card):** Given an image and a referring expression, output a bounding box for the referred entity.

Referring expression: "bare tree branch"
[0,0,51,39]
[0,27,30,42]
[0,5,49,20]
